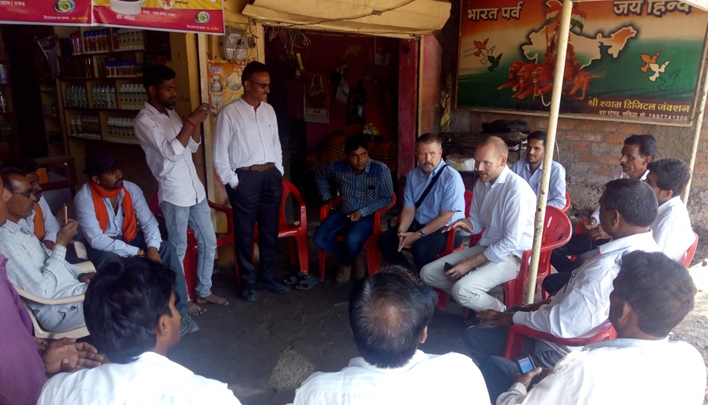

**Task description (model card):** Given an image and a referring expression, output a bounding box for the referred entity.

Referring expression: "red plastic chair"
[275,179,310,275]
[318,192,396,281]
[504,321,617,360]
[681,232,699,268]
[561,191,571,213]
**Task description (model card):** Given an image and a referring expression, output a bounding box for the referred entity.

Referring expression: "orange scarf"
[89,182,137,243]
[33,203,45,240]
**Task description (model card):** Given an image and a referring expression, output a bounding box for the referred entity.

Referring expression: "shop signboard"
[0,0,92,25]
[457,0,708,125]
[92,0,225,34]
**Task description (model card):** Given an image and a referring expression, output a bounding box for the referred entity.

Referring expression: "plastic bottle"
[0,90,6,113]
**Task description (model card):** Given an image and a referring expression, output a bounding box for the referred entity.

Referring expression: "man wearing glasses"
[213,61,289,302]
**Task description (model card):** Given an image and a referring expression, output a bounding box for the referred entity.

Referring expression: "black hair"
[345,135,369,153]
[416,132,442,147]
[0,167,25,192]
[0,158,38,176]
[647,158,691,197]
[348,266,438,369]
[615,251,695,337]
[526,131,547,145]
[242,61,269,86]
[603,179,657,227]
[143,64,176,92]
[624,134,657,159]
[83,257,176,364]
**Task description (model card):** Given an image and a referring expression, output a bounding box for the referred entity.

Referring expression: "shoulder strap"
[414,165,447,209]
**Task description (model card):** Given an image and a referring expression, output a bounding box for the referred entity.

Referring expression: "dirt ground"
[673,240,708,404]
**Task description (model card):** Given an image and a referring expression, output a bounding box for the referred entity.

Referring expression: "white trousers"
[420,245,520,312]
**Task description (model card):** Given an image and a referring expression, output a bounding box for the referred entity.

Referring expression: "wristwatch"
[418,230,426,238]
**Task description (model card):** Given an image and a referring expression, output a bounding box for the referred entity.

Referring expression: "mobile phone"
[444,262,453,272]
[516,354,536,374]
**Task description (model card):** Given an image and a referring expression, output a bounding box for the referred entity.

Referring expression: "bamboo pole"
[524,0,573,304]
[683,64,708,204]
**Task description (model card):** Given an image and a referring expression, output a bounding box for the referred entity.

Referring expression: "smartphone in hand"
[444,262,453,273]
[516,354,536,374]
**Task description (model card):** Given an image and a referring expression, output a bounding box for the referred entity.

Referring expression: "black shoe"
[241,284,257,302]
[256,278,291,294]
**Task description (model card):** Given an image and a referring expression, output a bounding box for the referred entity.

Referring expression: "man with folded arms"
[421,136,536,313]
[38,257,242,405]
[464,179,659,401]
[291,266,490,405]
[74,151,198,335]
[497,251,705,405]
[0,168,91,333]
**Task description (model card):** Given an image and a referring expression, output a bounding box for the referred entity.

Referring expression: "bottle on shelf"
[0,90,6,113]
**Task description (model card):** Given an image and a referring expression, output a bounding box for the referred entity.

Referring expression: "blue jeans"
[313,211,374,265]
[160,199,217,298]
[463,325,564,401]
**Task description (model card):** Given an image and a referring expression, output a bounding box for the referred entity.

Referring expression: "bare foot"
[196,293,229,306]
[187,301,207,316]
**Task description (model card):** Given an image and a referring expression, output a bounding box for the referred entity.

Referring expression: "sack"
[482,119,530,134]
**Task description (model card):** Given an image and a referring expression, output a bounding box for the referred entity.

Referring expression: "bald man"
[421,136,536,313]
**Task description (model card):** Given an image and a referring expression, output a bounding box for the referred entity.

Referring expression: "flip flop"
[295,274,319,290]
[284,272,307,286]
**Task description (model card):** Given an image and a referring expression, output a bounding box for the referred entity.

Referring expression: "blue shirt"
[510,158,567,209]
[403,160,465,226]
[315,158,394,217]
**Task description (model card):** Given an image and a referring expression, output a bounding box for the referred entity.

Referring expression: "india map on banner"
[457,0,708,125]
[92,0,224,34]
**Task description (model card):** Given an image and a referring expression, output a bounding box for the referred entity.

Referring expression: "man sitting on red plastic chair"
[497,251,705,405]
[420,136,536,314]
[463,179,659,401]
[313,135,393,284]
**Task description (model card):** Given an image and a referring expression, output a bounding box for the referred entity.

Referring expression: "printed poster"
[304,73,330,124]
[92,0,225,34]
[207,60,245,116]
[0,0,92,25]
[457,0,708,125]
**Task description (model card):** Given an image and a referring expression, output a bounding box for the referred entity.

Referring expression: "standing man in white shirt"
[548,134,656,285]
[464,179,658,401]
[213,61,289,302]
[291,265,490,405]
[135,64,228,311]
[38,257,242,405]
[421,136,536,313]
[497,250,705,405]
[510,131,566,209]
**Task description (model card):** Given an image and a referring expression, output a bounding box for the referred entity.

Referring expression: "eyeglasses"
[248,80,270,90]
[11,190,34,199]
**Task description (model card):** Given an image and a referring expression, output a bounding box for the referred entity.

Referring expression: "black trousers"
[377,220,463,271]
[225,167,282,285]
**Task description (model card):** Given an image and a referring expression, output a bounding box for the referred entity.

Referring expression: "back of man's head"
[614,251,695,337]
[0,158,38,176]
[647,158,691,197]
[345,135,369,153]
[603,179,657,227]
[349,266,437,369]
[84,257,176,364]
[625,134,657,159]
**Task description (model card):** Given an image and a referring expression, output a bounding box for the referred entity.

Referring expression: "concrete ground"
[168,224,470,405]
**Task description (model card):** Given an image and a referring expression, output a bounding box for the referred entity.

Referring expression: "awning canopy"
[242,0,452,38]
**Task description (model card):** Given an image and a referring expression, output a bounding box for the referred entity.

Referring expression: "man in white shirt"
[213,61,289,303]
[547,134,656,293]
[510,131,566,209]
[497,250,705,405]
[464,179,659,401]
[37,257,242,405]
[645,158,694,262]
[421,136,536,313]
[291,266,490,405]
[0,159,61,251]
[74,151,198,335]
[135,64,228,311]
[0,169,92,332]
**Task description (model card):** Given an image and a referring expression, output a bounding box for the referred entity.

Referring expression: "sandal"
[284,272,307,286]
[295,274,320,290]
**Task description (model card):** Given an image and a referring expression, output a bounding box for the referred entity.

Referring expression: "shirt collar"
[586,337,669,351]
[485,165,511,187]
[524,159,543,173]
[1,220,27,234]
[143,101,173,118]
[350,350,428,373]
[598,230,654,256]
[659,195,682,212]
